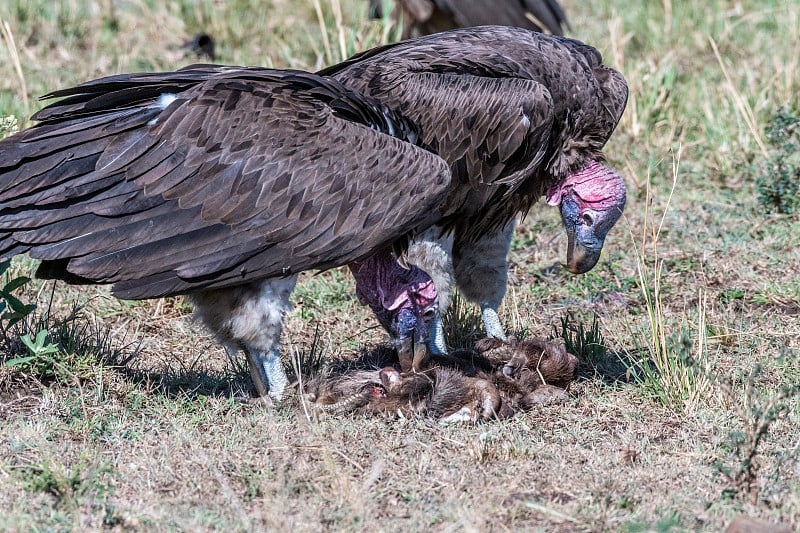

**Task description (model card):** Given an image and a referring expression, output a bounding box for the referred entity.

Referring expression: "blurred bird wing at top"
[386,0,570,36]
[443,0,569,34]
[520,0,570,34]
[0,66,452,299]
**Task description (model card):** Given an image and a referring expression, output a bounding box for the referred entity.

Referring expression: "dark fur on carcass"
[306,336,579,422]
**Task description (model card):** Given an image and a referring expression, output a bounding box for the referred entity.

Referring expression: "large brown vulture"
[368,0,570,38]
[320,26,628,353]
[0,68,449,401]
[0,27,627,401]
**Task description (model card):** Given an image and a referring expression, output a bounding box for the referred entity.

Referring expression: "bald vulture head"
[349,254,438,371]
[546,162,626,273]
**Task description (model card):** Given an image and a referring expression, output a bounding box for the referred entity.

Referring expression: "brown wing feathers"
[0,68,452,298]
[0,29,626,299]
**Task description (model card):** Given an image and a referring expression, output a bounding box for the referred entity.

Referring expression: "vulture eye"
[423,305,438,318]
[582,213,594,226]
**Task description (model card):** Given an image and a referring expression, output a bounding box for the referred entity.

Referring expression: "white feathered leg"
[406,227,454,354]
[190,276,298,402]
[453,219,516,340]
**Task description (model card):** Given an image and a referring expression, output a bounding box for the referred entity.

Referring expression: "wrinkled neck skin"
[545,161,627,211]
[348,250,438,334]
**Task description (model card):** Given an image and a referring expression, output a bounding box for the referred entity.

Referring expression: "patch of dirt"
[0,368,44,418]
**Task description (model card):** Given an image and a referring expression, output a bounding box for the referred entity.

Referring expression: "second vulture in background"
[321,26,628,353]
[368,0,570,38]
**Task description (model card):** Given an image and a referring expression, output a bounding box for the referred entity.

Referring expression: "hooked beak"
[553,163,627,274]
[564,226,602,274]
[397,335,428,373]
[395,307,430,372]
[561,195,609,275]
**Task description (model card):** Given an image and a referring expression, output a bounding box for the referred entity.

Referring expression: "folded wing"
[0,67,452,299]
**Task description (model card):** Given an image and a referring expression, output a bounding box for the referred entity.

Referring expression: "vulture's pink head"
[546,162,627,274]
[349,252,438,372]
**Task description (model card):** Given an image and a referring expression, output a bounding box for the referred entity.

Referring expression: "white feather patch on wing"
[156,93,178,109]
[148,93,178,125]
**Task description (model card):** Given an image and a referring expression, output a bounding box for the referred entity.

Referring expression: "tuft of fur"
[474,335,579,390]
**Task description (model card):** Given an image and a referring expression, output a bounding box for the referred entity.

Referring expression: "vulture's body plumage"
[321,27,628,350]
[369,0,570,38]
[0,68,448,400]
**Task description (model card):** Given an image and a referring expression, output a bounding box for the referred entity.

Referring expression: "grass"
[0,0,799,531]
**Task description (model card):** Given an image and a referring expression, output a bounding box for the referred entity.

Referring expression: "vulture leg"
[189,276,298,402]
[479,304,506,341]
[453,220,516,341]
[429,312,447,355]
[406,228,454,354]
[245,347,287,402]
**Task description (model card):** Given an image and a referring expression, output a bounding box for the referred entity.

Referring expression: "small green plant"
[552,312,607,364]
[623,510,683,533]
[627,151,712,413]
[718,287,745,305]
[16,455,121,526]
[755,108,800,214]
[442,290,484,350]
[713,364,800,504]
[3,301,138,385]
[627,314,712,412]
[551,312,634,381]
[4,330,61,378]
[20,330,58,357]
[0,259,37,336]
[22,460,88,502]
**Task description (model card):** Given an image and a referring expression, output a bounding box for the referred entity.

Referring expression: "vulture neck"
[348,251,437,315]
